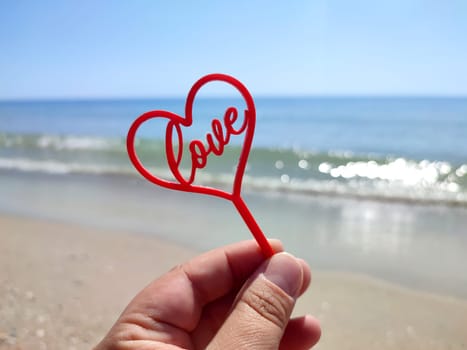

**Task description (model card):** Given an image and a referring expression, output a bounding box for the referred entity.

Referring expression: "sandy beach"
[1,213,467,350]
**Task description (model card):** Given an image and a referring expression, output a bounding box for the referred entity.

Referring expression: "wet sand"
[2,170,467,299]
[1,214,467,350]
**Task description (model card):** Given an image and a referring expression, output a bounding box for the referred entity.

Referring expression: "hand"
[94,240,321,350]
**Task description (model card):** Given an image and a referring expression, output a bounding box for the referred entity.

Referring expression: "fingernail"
[262,253,303,298]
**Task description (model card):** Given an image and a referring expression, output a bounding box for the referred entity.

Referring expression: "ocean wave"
[318,158,463,192]
[0,157,129,175]
[36,135,116,151]
[1,132,466,206]
[1,155,466,207]
[0,133,122,151]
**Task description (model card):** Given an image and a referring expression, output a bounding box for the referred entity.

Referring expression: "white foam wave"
[242,175,467,205]
[36,135,116,151]
[168,170,467,205]
[0,157,127,175]
[318,158,464,192]
[1,157,466,206]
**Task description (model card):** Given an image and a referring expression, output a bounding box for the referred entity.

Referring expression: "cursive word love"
[165,106,249,185]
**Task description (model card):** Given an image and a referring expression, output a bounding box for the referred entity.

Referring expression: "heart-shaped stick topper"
[127,73,274,257]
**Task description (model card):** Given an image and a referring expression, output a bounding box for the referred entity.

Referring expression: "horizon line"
[1,93,467,102]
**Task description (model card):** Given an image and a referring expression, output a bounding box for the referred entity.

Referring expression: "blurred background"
[1,1,466,349]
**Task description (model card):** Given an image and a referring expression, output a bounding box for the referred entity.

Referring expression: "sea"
[0,97,466,206]
[1,97,467,297]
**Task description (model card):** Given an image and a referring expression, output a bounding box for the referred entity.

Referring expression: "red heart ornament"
[127,73,274,257]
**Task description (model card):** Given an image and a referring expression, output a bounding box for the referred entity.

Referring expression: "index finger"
[183,239,283,303]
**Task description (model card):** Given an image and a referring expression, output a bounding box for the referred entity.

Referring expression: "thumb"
[208,252,305,350]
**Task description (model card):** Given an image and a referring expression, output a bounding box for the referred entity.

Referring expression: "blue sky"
[1,0,466,99]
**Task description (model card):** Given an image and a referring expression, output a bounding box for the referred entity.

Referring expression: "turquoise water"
[1,97,466,205]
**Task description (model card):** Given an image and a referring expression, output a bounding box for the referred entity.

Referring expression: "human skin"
[94,240,321,350]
